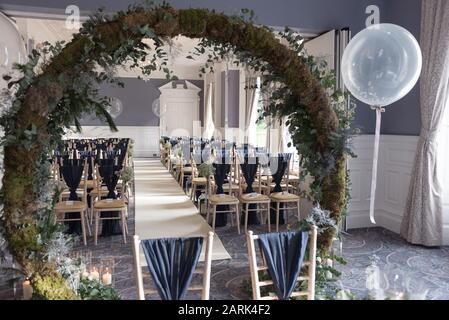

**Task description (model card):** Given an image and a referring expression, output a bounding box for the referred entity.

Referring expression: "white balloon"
[0,12,27,92]
[341,23,422,107]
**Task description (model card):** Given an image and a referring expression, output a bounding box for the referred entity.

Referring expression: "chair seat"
[54,200,87,211]
[61,189,83,196]
[90,187,109,196]
[94,199,127,209]
[209,194,239,205]
[288,176,300,184]
[221,183,240,190]
[240,193,270,203]
[270,192,300,201]
[79,180,95,189]
[192,177,207,184]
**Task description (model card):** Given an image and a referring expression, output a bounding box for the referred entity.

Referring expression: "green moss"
[2,6,350,298]
[33,274,80,300]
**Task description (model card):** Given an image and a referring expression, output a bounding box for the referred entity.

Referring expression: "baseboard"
[346,209,402,233]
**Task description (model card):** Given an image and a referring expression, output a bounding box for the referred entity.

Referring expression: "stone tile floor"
[2,188,449,300]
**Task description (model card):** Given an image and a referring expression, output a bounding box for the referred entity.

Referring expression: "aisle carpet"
[133,159,231,262]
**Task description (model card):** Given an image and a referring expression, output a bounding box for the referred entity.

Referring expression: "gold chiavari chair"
[132,232,214,300]
[92,168,128,245]
[189,154,208,205]
[54,160,90,245]
[269,158,301,232]
[206,165,240,233]
[237,159,271,233]
[246,226,317,300]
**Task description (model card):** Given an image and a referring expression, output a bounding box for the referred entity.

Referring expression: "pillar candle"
[22,280,33,300]
[102,268,112,285]
[90,267,100,281]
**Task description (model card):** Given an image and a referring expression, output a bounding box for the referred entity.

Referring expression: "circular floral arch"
[1,4,348,299]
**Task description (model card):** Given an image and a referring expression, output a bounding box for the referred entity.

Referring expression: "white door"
[159,81,201,138]
[165,100,196,137]
[304,29,336,70]
[304,29,351,91]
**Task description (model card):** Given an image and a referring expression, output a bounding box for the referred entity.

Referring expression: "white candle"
[81,270,90,279]
[102,268,112,285]
[90,267,100,281]
[23,280,33,300]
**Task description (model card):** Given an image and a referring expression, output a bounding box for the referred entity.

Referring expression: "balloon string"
[369,106,385,224]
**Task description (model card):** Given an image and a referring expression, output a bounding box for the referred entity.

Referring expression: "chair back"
[132,232,214,300]
[236,156,262,195]
[246,226,317,300]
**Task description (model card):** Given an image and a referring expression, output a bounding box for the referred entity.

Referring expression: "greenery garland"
[0,1,355,299]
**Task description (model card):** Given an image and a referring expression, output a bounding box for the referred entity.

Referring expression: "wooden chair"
[269,159,301,231]
[92,168,128,245]
[206,170,240,233]
[54,161,90,245]
[132,232,214,300]
[237,160,271,233]
[246,226,317,300]
[88,165,109,223]
[179,158,193,191]
[189,156,207,205]
[221,157,241,197]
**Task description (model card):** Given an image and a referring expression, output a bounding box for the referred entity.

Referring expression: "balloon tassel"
[369,106,385,224]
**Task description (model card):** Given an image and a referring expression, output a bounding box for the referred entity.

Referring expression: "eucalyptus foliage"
[0,1,354,299]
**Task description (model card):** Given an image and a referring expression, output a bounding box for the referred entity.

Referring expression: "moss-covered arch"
[2,6,346,299]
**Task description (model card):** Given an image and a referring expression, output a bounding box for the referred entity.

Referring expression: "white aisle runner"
[134,158,231,262]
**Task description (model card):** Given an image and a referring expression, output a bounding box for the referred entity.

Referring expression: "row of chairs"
[132,226,317,300]
[51,158,130,245]
[161,143,302,233]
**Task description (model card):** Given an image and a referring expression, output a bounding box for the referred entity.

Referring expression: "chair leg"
[267,203,271,232]
[206,203,210,224]
[121,209,127,244]
[85,210,92,236]
[190,183,195,201]
[124,208,129,235]
[94,210,99,246]
[235,204,240,235]
[297,200,301,221]
[276,202,280,232]
[211,206,217,231]
[80,211,87,246]
[244,203,249,233]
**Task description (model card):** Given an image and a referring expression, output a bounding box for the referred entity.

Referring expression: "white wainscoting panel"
[347,135,419,235]
[67,126,160,158]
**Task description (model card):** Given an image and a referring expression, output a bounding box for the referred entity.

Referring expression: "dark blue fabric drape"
[258,231,309,300]
[141,237,204,300]
[270,153,292,225]
[60,163,84,234]
[212,162,230,227]
[98,163,123,236]
[240,156,260,225]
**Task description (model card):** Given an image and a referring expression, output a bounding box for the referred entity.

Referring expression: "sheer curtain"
[203,82,215,139]
[438,93,449,235]
[245,76,260,145]
[401,0,449,246]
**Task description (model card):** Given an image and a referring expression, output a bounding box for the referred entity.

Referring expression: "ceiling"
[15,17,212,68]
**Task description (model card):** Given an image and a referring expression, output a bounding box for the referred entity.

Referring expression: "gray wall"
[220,70,240,128]
[382,0,422,135]
[80,77,203,127]
[1,0,422,135]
